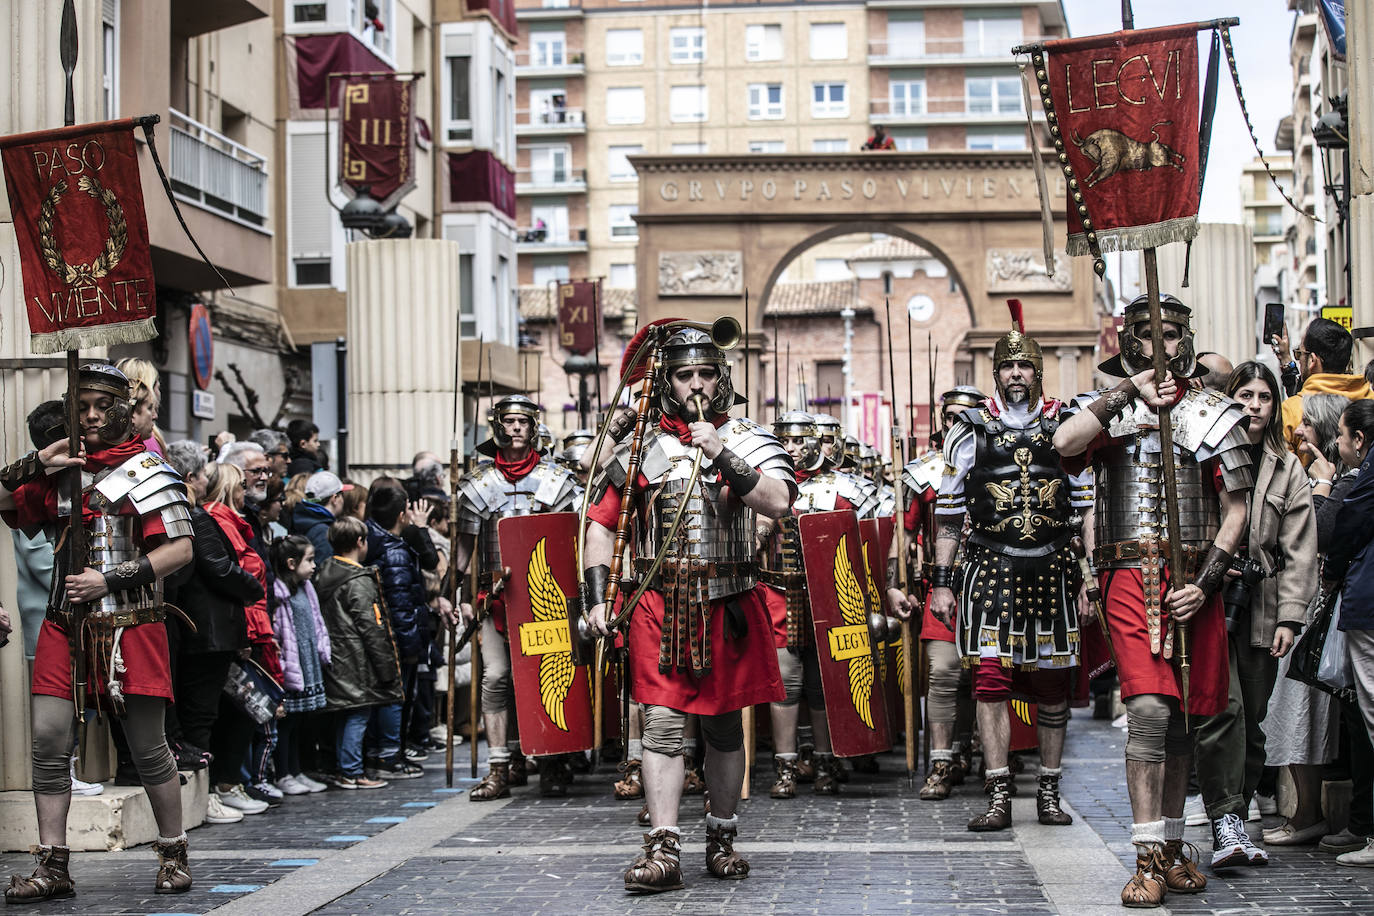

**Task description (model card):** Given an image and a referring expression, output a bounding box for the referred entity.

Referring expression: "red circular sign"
[189,303,214,390]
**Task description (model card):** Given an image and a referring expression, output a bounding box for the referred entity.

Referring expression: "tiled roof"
[519,285,631,321]
[845,237,932,262]
[763,279,862,316]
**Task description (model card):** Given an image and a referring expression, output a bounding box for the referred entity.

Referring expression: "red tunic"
[7,439,178,703]
[588,469,784,715]
[902,490,954,644]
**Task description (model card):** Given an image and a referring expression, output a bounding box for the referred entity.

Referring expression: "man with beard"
[218,442,273,566]
[1,365,196,900]
[585,325,794,894]
[1054,294,1252,908]
[454,395,581,799]
[923,311,1090,833]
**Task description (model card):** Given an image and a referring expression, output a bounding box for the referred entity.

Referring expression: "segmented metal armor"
[455,460,582,587]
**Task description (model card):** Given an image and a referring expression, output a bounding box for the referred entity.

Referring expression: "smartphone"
[1263,303,1285,344]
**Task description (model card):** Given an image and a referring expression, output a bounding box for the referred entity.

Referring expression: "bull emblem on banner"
[1071,121,1186,188]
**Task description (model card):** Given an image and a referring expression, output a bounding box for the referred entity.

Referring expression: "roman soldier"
[758,412,879,799]
[889,385,985,800]
[924,311,1092,833]
[454,395,582,799]
[1,365,196,900]
[585,324,794,894]
[1054,294,1253,908]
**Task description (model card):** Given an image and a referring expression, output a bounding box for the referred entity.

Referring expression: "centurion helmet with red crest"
[992,299,1045,404]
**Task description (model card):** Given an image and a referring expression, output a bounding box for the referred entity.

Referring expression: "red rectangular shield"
[800,510,892,757]
[498,512,595,756]
[860,516,899,741]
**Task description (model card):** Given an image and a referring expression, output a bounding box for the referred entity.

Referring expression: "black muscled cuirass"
[964,412,1071,557]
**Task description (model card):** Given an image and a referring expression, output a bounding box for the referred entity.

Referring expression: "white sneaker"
[69,759,104,797]
[295,772,328,793]
[216,784,269,815]
[252,780,284,800]
[1247,797,1262,822]
[274,774,311,796]
[1337,838,1374,867]
[1183,794,1208,827]
[1256,793,1278,816]
[205,794,244,824]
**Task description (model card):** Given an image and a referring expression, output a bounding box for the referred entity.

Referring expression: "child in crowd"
[316,517,404,790]
[270,535,332,795]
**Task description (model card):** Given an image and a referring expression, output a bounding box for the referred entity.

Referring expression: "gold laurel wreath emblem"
[38,174,128,286]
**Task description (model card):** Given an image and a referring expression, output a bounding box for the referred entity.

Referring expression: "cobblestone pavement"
[3,711,1373,914]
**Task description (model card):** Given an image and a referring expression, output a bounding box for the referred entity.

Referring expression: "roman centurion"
[453,394,582,799]
[759,411,880,799]
[585,323,795,894]
[1,364,196,901]
[922,308,1092,832]
[1054,294,1253,909]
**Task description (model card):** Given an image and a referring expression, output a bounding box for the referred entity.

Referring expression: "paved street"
[5,709,1374,915]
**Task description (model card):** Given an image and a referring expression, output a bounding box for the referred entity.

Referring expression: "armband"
[584,564,610,608]
[714,447,761,497]
[1193,546,1233,599]
[103,555,156,593]
[1085,378,1139,426]
[0,451,43,491]
[930,565,955,590]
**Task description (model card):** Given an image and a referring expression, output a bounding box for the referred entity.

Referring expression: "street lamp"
[340,185,413,239]
[563,352,599,428]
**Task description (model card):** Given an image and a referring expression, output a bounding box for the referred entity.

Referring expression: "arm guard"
[714,447,761,497]
[1193,546,1233,599]
[0,451,43,491]
[103,555,156,593]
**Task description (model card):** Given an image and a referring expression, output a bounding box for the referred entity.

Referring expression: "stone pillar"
[345,239,465,480]
[1055,347,1080,400]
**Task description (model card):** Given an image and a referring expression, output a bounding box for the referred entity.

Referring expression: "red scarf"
[6,436,150,527]
[795,466,818,483]
[658,412,728,445]
[495,448,540,483]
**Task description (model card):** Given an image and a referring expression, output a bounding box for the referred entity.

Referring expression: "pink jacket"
[272,577,332,691]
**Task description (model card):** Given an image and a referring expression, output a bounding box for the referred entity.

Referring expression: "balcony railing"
[515,107,586,131]
[515,48,586,71]
[868,36,1049,62]
[870,97,1026,121]
[167,108,268,228]
[517,225,588,249]
[516,167,588,191]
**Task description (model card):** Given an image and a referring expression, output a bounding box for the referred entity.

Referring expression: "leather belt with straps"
[633,557,754,583]
[1093,540,1204,568]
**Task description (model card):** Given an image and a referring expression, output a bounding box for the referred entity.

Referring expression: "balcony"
[172,0,269,37]
[869,97,1039,126]
[516,167,588,195]
[516,1,584,21]
[868,36,1050,66]
[517,226,588,254]
[167,109,269,229]
[516,107,586,137]
[515,48,586,77]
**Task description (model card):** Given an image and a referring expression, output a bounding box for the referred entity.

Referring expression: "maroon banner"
[557,280,599,355]
[290,33,392,110]
[0,119,156,354]
[448,150,516,219]
[499,512,595,756]
[801,511,892,758]
[340,76,415,210]
[1043,24,1201,255]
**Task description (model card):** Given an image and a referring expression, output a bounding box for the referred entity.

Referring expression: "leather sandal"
[636,803,650,826]
[624,829,683,894]
[1121,845,1168,908]
[5,845,75,903]
[539,757,570,798]
[469,761,511,801]
[508,754,528,787]
[919,760,955,801]
[1036,773,1073,826]
[1161,839,1207,893]
[706,818,750,880]
[968,774,1012,831]
[614,759,644,800]
[795,745,816,780]
[770,755,798,799]
[682,764,706,796]
[153,838,192,894]
[813,755,841,795]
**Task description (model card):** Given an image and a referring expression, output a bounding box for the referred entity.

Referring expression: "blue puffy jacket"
[365,517,429,660]
[1328,452,1374,631]
[291,500,336,563]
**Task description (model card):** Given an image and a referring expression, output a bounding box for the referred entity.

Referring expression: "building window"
[672,142,708,153]
[530,202,570,242]
[669,27,705,64]
[747,83,784,120]
[809,23,847,60]
[811,82,848,118]
[610,204,638,239]
[459,253,476,337]
[609,262,636,288]
[445,54,472,142]
[966,75,1022,115]
[528,145,571,185]
[812,138,848,152]
[965,128,1025,151]
[606,87,645,124]
[886,16,924,56]
[530,30,566,67]
[963,13,1022,56]
[291,1,327,23]
[606,29,643,66]
[532,259,571,285]
[609,144,643,181]
[288,128,337,288]
[892,129,928,151]
[670,85,708,122]
[890,79,925,117]
[746,24,783,61]
[101,0,119,120]
[748,140,784,153]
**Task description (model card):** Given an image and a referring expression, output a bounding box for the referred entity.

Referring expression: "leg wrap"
[775,648,802,707]
[700,710,744,753]
[30,695,77,795]
[1124,694,1172,764]
[123,695,178,787]
[479,617,513,713]
[924,640,961,726]
[1164,705,1192,758]
[641,705,687,757]
[1037,706,1070,730]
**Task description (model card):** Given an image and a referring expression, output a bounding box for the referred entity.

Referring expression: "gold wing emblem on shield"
[529,537,575,731]
[835,535,875,729]
[861,540,887,685]
[1010,698,1034,727]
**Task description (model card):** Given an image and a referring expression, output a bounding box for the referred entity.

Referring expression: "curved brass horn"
[668,316,742,350]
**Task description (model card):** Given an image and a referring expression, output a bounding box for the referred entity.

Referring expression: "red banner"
[1042,24,1202,255]
[340,76,415,210]
[557,280,599,355]
[0,119,156,354]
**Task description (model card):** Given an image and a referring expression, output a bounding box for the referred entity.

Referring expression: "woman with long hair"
[115,357,167,454]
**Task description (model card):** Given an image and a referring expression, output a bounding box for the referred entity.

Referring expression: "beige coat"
[1244,444,1318,648]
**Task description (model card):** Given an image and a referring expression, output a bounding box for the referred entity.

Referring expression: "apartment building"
[1242,155,1294,312]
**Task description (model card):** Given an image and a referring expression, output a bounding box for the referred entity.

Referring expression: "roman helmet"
[66,363,135,445]
[940,386,986,413]
[537,423,556,456]
[1102,292,1200,379]
[811,413,844,468]
[484,395,541,452]
[992,298,1044,405]
[841,435,862,471]
[772,410,823,473]
[654,326,737,418]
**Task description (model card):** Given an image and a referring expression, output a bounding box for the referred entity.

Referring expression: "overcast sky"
[1062,0,1299,224]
